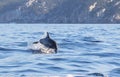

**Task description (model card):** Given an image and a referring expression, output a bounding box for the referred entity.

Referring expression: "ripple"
[87,72,105,77]
[0,65,20,68]
[108,62,120,66]
[83,53,120,57]
[15,62,33,65]
[70,64,82,67]
[48,57,68,62]
[20,32,29,34]
[36,62,53,66]
[32,32,42,35]
[0,34,6,36]
[14,42,28,47]
[82,36,103,43]
[15,69,41,73]
[71,69,88,73]
[71,60,92,64]
[109,68,120,77]
[47,66,65,71]
[0,24,120,76]
[0,47,29,53]
[0,47,10,51]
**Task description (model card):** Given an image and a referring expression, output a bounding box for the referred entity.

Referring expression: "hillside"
[0,0,120,23]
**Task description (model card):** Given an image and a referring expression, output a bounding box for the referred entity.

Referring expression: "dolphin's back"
[40,38,57,50]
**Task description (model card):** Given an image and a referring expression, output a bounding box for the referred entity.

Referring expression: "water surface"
[0,24,120,77]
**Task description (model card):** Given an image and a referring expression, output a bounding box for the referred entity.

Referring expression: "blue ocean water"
[0,24,120,77]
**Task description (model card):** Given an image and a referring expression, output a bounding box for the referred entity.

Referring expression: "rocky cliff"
[0,0,120,23]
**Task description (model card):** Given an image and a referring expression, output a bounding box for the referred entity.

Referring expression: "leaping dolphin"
[30,32,57,54]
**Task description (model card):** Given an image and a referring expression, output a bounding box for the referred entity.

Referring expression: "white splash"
[30,42,56,54]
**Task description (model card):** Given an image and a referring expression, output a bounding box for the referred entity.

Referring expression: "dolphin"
[31,32,57,54]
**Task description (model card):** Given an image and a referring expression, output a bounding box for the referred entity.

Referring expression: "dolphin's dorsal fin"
[44,32,50,38]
